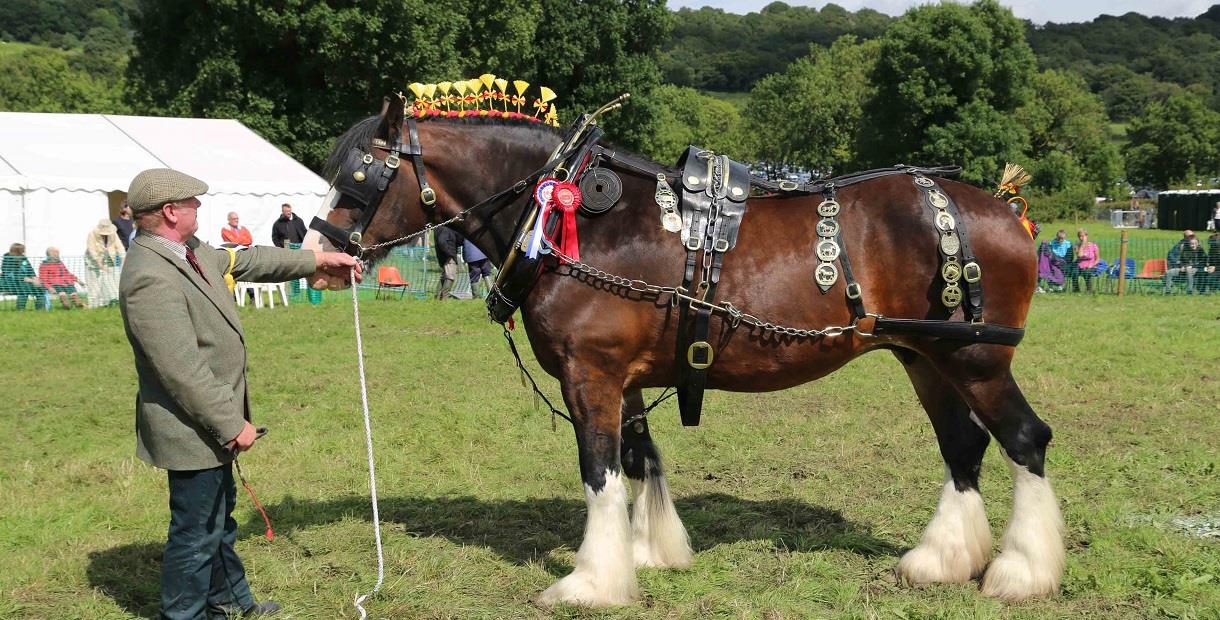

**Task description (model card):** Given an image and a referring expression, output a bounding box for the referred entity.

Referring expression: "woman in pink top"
[1072,228,1100,293]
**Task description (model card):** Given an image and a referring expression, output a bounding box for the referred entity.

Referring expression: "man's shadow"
[88,493,897,618]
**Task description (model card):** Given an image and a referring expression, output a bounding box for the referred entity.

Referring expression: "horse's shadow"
[87,493,897,618]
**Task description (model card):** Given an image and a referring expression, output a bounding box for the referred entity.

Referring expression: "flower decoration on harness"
[407,74,559,126]
[995,162,1039,239]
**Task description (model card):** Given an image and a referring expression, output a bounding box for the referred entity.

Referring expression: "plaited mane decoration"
[995,162,1038,239]
[407,74,559,126]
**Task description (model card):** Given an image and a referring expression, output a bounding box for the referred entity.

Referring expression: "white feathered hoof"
[896,480,992,586]
[631,474,694,569]
[896,542,984,585]
[536,571,640,608]
[981,550,1061,600]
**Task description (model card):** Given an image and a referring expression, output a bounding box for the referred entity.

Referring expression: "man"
[113,203,135,250]
[433,225,461,300]
[220,212,254,246]
[270,203,307,248]
[118,168,361,619]
[463,237,492,299]
[1165,234,1206,294]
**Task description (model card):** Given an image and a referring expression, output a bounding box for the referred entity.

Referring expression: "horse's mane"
[323,114,565,180]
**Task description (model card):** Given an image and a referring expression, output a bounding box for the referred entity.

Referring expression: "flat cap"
[127,168,208,214]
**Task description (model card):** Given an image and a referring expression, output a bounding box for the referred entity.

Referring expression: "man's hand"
[226,421,259,453]
[310,251,363,290]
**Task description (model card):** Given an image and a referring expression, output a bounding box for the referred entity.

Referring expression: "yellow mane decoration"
[995,162,1038,239]
[407,74,559,126]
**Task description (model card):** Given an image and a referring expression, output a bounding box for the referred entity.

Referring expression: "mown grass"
[1,293,1217,619]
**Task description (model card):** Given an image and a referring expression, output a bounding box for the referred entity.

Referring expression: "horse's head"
[305,96,562,265]
[306,96,436,263]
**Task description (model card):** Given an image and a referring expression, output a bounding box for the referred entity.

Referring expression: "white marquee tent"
[0,112,329,258]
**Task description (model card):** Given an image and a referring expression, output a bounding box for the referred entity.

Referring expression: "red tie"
[185,247,210,284]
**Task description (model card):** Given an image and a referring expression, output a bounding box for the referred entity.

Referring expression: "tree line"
[2,1,1218,219]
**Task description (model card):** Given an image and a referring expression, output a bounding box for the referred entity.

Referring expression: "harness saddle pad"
[676,146,750,254]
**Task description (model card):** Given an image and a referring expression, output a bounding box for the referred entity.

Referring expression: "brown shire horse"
[307,105,1063,607]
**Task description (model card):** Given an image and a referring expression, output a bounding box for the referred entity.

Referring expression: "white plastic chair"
[234,282,288,308]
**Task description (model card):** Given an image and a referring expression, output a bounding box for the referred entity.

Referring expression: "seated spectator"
[38,247,85,308]
[1203,232,1219,294]
[220,211,254,247]
[1164,234,1206,294]
[1071,228,1099,293]
[1036,241,1064,293]
[2,243,45,310]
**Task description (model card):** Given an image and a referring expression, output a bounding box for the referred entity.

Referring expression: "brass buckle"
[845,282,862,300]
[686,341,714,370]
[361,153,375,165]
[685,236,701,251]
[385,154,400,169]
[554,165,569,182]
[713,238,730,252]
[420,187,437,206]
[348,231,363,245]
[778,180,798,191]
[963,261,982,283]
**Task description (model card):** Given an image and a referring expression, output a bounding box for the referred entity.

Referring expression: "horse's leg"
[620,390,693,569]
[536,373,638,607]
[928,347,1065,601]
[893,352,992,585]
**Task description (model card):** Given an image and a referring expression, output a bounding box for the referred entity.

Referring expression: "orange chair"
[1132,258,1166,293]
[376,266,410,299]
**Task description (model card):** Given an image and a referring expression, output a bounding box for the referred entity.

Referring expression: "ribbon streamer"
[549,182,582,262]
[527,180,558,259]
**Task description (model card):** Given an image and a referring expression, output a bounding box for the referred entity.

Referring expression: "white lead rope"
[349,267,384,619]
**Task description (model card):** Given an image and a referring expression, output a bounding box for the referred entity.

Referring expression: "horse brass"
[663,211,683,233]
[816,218,840,238]
[939,231,961,256]
[935,210,956,232]
[816,239,840,262]
[941,283,963,308]
[941,260,962,283]
[817,199,841,217]
[914,176,935,188]
[814,262,838,287]
[352,170,366,183]
[927,189,949,209]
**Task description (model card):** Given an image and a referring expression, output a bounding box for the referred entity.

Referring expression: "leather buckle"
[686,341,714,370]
[963,261,982,283]
[845,282,861,300]
[420,187,437,206]
[362,153,374,165]
[713,238,730,252]
[685,236,701,251]
[385,154,400,169]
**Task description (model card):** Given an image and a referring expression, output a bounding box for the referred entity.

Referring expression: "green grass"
[2,294,1218,618]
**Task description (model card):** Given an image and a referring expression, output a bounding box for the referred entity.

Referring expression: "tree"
[0,46,126,114]
[1017,69,1121,193]
[1123,92,1220,188]
[638,85,747,162]
[745,36,879,174]
[856,0,1036,185]
[127,0,670,171]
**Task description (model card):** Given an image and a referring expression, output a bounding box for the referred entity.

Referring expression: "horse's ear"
[374,95,405,147]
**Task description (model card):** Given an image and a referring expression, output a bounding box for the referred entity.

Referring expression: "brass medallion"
[816,239,840,262]
[816,218,840,238]
[927,189,949,209]
[935,210,956,232]
[814,262,839,287]
[941,283,963,308]
[941,260,962,283]
[817,199,841,217]
[939,231,961,256]
[914,176,935,188]
[662,211,683,233]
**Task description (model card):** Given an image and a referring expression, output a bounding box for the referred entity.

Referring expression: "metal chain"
[543,239,868,339]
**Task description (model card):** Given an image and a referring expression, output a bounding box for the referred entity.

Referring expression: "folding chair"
[376,266,410,300]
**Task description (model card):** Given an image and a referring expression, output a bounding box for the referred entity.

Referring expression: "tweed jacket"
[120,233,315,470]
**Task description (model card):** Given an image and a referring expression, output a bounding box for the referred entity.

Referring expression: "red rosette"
[551,182,582,261]
[552,182,582,212]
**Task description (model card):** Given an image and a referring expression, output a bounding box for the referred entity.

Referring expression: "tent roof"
[0,112,327,196]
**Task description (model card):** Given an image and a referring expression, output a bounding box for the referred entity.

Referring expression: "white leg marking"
[537,470,639,607]
[981,456,1065,601]
[897,470,991,585]
[630,461,693,569]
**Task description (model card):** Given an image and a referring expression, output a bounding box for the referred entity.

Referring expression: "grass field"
[2,294,1218,619]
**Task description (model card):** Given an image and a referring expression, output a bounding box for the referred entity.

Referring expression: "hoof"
[536,571,639,607]
[632,538,693,569]
[896,541,985,585]
[981,550,1061,601]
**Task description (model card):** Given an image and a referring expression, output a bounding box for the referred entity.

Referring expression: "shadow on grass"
[86,542,161,620]
[243,492,898,568]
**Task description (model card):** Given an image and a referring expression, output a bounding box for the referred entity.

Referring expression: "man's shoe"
[243,601,282,617]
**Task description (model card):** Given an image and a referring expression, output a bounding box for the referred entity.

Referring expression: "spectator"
[113,203,135,250]
[1036,241,1064,293]
[271,203,307,248]
[38,247,85,308]
[2,242,44,310]
[220,211,254,247]
[433,225,461,300]
[1047,230,1071,292]
[1071,228,1100,293]
[463,237,493,299]
[85,218,125,308]
[1213,202,1220,233]
[1164,234,1206,294]
[1202,232,1219,294]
